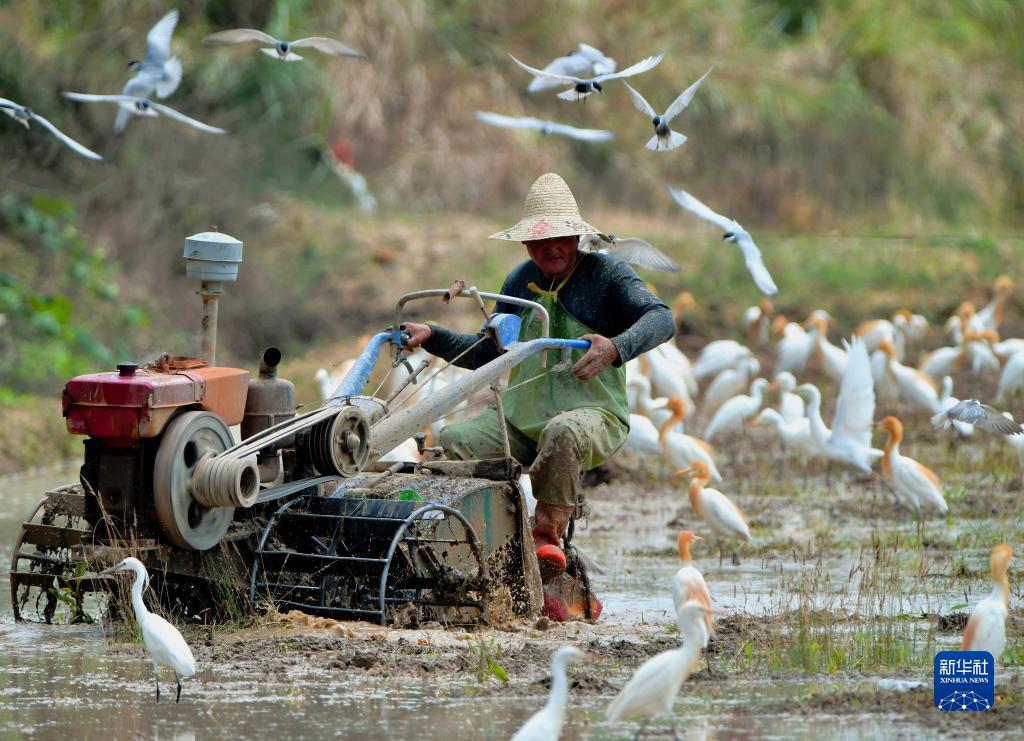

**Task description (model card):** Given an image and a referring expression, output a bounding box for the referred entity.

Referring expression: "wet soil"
[3,397,1023,737]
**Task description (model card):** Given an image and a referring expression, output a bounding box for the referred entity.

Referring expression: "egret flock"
[3,6,1020,737]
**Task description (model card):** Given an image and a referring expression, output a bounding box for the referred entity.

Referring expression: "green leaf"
[28,195,75,219]
[487,657,508,682]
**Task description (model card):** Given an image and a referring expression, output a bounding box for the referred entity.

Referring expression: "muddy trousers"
[438,407,627,510]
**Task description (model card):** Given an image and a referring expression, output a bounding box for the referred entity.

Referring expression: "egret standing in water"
[511,645,585,741]
[100,557,196,702]
[606,600,711,737]
[962,544,1013,664]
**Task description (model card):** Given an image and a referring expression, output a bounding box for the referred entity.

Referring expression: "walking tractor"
[10,231,599,626]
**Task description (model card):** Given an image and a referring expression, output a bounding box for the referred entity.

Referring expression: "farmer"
[403,173,674,618]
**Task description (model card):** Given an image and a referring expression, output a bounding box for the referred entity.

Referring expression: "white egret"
[796,338,881,475]
[652,340,699,398]
[702,357,760,418]
[809,313,848,382]
[743,298,774,345]
[993,337,1024,360]
[511,645,585,741]
[692,339,752,381]
[658,397,722,482]
[775,316,821,376]
[672,531,713,639]
[963,330,1001,376]
[856,316,899,355]
[870,346,900,407]
[996,351,1024,404]
[703,378,768,442]
[962,545,1013,663]
[644,345,696,413]
[878,416,948,540]
[627,413,664,457]
[100,557,196,702]
[976,276,1014,332]
[605,600,711,735]
[918,344,964,382]
[773,371,805,423]
[677,461,751,564]
[751,408,821,466]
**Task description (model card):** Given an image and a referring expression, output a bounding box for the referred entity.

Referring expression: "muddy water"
[0,469,1008,739]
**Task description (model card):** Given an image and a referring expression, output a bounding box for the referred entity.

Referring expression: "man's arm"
[605,261,676,364]
[402,273,520,369]
[419,324,502,369]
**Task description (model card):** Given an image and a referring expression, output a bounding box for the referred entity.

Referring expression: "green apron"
[438,254,629,507]
[500,255,630,469]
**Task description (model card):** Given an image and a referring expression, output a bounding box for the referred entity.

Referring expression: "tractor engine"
[59,230,293,550]
[64,355,251,548]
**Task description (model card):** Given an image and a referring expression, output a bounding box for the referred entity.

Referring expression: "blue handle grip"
[560,339,592,350]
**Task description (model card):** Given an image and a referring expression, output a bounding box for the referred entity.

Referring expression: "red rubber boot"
[531,502,574,582]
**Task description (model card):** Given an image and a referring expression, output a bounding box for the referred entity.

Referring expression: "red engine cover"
[63,362,250,439]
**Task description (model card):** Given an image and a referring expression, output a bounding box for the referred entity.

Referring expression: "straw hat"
[489,173,601,242]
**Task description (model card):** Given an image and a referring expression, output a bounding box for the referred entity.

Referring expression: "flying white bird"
[117,10,183,133]
[579,234,679,272]
[99,557,196,702]
[605,600,711,735]
[933,399,1024,435]
[474,111,614,142]
[938,376,973,437]
[796,338,881,474]
[575,43,617,74]
[0,98,102,160]
[511,645,585,741]
[203,28,365,61]
[510,52,663,101]
[668,186,778,296]
[63,93,227,134]
[623,67,712,151]
[526,43,617,92]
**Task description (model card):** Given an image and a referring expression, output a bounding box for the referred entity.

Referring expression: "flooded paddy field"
[1,425,1022,739]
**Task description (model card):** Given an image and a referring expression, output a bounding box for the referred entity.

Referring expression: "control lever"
[414,431,444,458]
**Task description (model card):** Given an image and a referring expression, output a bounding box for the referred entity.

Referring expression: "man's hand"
[571,333,619,382]
[401,322,433,351]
